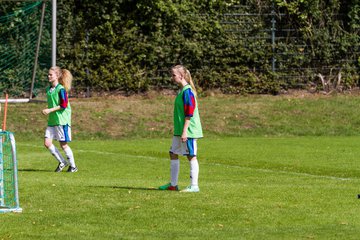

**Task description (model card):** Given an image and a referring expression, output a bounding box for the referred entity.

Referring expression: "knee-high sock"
[170,159,180,186]
[64,146,76,168]
[48,144,66,164]
[190,159,199,186]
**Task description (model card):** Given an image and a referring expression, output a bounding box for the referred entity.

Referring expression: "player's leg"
[169,151,180,189]
[59,125,77,172]
[44,127,67,172]
[181,139,200,193]
[60,142,77,172]
[159,136,181,190]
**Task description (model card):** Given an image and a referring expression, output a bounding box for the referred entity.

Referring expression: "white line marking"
[207,163,353,181]
[18,143,355,181]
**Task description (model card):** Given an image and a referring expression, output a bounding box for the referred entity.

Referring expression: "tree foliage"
[274,0,359,90]
[0,0,359,96]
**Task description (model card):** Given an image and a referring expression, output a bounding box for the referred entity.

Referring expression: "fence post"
[271,2,276,72]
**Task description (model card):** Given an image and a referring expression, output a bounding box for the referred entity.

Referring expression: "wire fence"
[1,2,358,97]
[136,4,359,94]
[220,4,359,88]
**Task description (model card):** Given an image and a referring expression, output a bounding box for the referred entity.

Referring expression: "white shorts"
[169,136,198,156]
[45,125,72,142]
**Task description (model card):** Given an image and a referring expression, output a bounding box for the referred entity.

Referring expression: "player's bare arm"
[42,105,61,115]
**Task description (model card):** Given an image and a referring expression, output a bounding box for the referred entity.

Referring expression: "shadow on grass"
[18,168,53,172]
[91,185,160,191]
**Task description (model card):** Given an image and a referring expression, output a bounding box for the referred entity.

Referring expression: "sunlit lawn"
[1,136,360,239]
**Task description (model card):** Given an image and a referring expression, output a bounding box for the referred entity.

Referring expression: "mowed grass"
[7,91,360,140]
[3,92,360,239]
[1,136,360,239]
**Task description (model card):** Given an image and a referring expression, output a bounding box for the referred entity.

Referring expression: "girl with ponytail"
[159,65,203,192]
[42,66,78,173]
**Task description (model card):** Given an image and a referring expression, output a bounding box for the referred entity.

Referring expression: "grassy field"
[2,92,360,239]
[1,137,360,239]
[5,90,360,140]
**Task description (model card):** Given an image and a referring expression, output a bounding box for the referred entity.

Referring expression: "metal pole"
[10,133,22,212]
[2,94,8,131]
[30,1,46,100]
[271,2,276,72]
[52,0,57,67]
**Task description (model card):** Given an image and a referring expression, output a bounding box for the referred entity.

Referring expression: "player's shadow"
[18,168,53,172]
[92,185,160,191]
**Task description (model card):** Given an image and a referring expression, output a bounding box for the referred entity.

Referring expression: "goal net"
[0,1,51,98]
[0,131,22,213]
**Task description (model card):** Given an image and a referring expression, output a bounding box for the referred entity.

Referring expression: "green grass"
[2,136,360,239]
[3,93,360,239]
[6,92,360,141]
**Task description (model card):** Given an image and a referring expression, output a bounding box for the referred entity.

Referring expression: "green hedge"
[0,0,359,96]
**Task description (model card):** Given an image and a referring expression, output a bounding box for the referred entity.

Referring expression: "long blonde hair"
[50,66,73,92]
[172,65,197,96]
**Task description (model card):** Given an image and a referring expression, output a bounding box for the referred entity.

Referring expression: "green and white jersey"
[46,84,71,126]
[173,85,203,138]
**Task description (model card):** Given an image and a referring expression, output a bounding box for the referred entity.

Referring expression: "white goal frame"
[0,131,22,213]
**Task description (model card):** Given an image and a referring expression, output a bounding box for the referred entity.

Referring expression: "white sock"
[170,159,180,186]
[190,159,199,186]
[48,144,66,164]
[64,146,76,168]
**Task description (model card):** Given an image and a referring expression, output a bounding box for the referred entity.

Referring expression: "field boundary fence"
[1,2,358,97]
[217,4,359,91]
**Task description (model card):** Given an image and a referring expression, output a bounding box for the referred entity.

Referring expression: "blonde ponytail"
[60,69,73,92]
[185,69,197,97]
[50,66,73,92]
